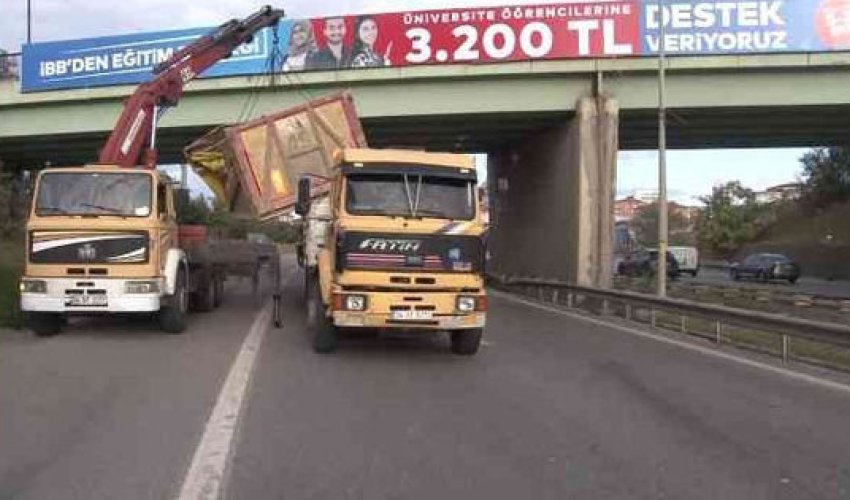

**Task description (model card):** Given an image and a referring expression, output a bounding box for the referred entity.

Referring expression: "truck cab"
[302,149,488,354]
[20,165,186,335]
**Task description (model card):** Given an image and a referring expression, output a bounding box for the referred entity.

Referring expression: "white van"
[669,246,699,276]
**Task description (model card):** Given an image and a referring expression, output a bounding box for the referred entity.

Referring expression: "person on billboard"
[281,20,317,72]
[305,17,352,70]
[350,15,392,68]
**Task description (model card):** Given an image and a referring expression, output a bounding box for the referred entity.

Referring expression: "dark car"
[617,249,679,279]
[730,253,800,284]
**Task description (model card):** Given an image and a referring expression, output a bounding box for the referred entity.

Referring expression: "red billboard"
[281,2,640,72]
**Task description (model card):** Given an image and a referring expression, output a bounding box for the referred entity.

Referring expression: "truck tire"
[29,312,63,337]
[213,274,224,308]
[451,328,483,355]
[307,278,337,353]
[160,270,188,334]
[193,271,215,312]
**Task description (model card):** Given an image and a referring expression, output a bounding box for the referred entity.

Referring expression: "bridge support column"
[487,96,618,287]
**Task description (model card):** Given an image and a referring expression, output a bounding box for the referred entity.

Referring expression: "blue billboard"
[640,0,850,54]
[21,21,293,92]
[19,1,850,93]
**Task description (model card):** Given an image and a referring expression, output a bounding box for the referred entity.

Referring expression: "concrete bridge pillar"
[487,96,618,287]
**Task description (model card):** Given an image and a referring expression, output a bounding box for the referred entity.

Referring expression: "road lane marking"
[492,290,850,396]
[177,302,272,500]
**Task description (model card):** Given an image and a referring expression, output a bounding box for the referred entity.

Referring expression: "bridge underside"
[2,104,849,168]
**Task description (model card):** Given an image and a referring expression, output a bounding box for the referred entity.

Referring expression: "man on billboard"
[306,17,353,70]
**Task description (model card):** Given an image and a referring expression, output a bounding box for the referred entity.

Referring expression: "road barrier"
[612,276,850,324]
[489,274,850,366]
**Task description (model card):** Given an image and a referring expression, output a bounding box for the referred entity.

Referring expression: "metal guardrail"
[489,274,850,363]
[613,276,850,316]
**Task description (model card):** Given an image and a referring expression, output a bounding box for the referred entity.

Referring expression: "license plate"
[65,295,108,307]
[391,310,433,321]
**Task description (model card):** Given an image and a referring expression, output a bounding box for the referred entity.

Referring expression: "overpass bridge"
[2,52,848,287]
[2,52,850,164]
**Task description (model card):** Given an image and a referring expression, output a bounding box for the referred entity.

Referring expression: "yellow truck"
[187,92,488,354]
[19,6,284,336]
[21,166,276,336]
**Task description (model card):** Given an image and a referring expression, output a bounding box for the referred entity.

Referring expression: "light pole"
[27,0,32,44]
[656,0,669,297]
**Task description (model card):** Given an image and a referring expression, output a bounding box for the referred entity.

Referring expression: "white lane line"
[492,290,850,396]
[177,302,273,500]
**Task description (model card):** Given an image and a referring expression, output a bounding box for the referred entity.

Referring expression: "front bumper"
[331,290,486,330]
[20,277,163,313]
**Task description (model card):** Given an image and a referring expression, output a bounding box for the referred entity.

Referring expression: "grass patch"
[0,236,24,328]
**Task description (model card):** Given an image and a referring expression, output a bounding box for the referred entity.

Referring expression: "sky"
[0,0,809,202]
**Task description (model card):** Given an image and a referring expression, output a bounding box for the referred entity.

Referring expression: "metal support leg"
[680,315,687,334]
[272,250,282,328]
[782,335,789,363]
[715,321,722,344]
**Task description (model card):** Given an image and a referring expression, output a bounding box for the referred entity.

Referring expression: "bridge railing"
[489,274,850,369]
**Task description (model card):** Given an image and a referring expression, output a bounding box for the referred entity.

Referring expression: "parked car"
[730,253,800,284]
[669,246,699,276]
[617,249,680,279]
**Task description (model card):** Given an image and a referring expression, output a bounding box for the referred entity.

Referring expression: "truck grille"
[339,232,483,273]
[30,230,149,265]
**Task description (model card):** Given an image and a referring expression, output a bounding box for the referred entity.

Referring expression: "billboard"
[19,1,850,92]
[21,22,293,91]
[639,0,850,54]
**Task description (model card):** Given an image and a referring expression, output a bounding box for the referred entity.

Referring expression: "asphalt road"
[684,267,850,298]
[3,259,850,499]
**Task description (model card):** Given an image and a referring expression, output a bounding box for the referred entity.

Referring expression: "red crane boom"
[98,5,284,169]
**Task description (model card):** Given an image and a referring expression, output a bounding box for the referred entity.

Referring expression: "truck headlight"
[457,296,476,312]
[20,280,47,294]
[345,295,367,311]
[125,280,160,294]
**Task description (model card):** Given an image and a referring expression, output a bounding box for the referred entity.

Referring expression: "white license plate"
[65,295,108,307]
[391,310,433,321]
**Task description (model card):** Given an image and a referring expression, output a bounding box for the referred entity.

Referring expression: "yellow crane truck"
[19,7,284,336]
[187,92,488,354]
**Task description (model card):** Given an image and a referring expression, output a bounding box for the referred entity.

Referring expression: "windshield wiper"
[80,203,124,214]
[415,209,450,218]
[38,206,70,214]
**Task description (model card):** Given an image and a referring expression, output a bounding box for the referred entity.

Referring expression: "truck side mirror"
[295,177,311,216]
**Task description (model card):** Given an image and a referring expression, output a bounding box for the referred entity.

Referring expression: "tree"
[631,202,694,247]
[696,181,766,259]
[800,147,850,209]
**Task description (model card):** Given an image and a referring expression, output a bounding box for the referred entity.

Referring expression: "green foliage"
[199,200,299,243]
[0,238,23,328]
[631,202,695,247]
[800,147,850,209]
[696,181,767,259]
[176,195,214,225]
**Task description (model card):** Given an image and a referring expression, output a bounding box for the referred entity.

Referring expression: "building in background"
[0,49,19,79]
[755,182,803,204]
[614,195,646,221]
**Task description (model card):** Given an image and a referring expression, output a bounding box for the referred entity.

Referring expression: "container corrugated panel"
[186,91,367,219]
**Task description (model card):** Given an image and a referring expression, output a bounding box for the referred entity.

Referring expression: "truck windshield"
[36,172,152,217]
[346,172,475,220]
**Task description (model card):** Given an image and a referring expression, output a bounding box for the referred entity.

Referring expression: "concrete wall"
[487,97,618,287]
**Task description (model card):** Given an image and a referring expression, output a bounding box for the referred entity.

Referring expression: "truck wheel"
[307,279,337,353]
[213,275,224,308]
[194,272,215,312]
[451,328,483,355]
[29,312,63,337]
[160,270,188,334]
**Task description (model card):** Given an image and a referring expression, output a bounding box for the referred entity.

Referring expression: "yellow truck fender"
[163,249,188,296]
